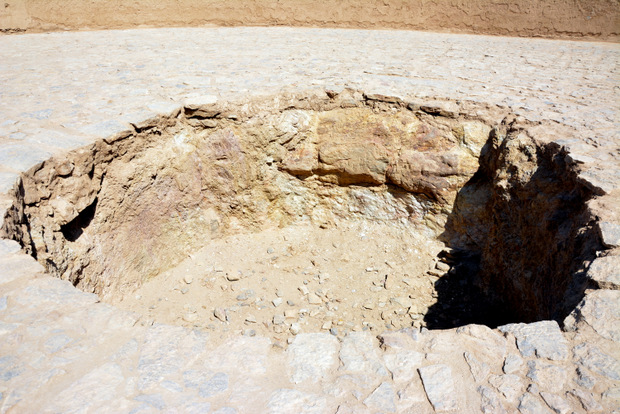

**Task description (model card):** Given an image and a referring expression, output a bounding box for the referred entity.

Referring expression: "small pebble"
[214,308,228,322]
[290,323,301,335]
[236,289,255,301]
[307,293,322,305]
[183,313,198,323]
[284,309,298,319]
[436,261,450,272]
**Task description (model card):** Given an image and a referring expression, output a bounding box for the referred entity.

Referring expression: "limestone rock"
[597,221,620,248]
[503,353,524,374]
[387,150,459,202]
[564,290,620,342]
[396,380,431,413]
[289,323,301,335]
[419,101,460,118]
[267,389,326,414]
[567,389,603,412]
[488,374,523,403]
[418,364,459,412]
[0,239,20,256]
[575,366,596,389]
[499,321,568,360]
[363,382,396,413]
[540,392,571,414]
[281,144,318,175]
[214,308,228,322]
[586,255,620,289]
[456,324,507,361]
[518,392,554,414]
[339,332,388,377]
[464,351,490,382]
[383,350,425,383]
[272,110,312,146]
[602,387,620,405]
[49,363,125,412]
[526,360,567,393]
[307,293,322,305]
[198,372,229,398]
[287,333,339,384]
[477,385,506,414]
[318,141,389,185]
[573,342,620,381]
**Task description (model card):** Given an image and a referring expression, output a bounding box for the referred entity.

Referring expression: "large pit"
[0,90,602,345]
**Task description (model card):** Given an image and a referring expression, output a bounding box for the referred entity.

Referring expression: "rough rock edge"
[0,88,617,369]
[3,88,618,275]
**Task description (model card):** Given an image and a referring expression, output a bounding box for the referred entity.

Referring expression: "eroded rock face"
[281,107,488,205]
[0,90,603,329]
[446,118,601,322]
[1,92,495,301]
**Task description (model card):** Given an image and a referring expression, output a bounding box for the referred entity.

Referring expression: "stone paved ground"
[0,28,619,413]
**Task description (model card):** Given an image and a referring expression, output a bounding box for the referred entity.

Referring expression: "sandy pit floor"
[114,221,446,347]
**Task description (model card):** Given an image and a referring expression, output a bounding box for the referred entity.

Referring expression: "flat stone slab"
[564,289,620,342]
[499,321,569,361]
[287,333,339,384]
[418,364,460,412]
[587,255,620,290]
[598,221,620,248]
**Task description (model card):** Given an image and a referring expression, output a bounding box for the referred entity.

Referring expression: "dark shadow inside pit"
[61,198,98,242]
[425,134,602,330]
[423,249,514,329]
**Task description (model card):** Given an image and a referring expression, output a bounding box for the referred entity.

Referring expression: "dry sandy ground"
[2,0,619,41]
[114,221,446,347]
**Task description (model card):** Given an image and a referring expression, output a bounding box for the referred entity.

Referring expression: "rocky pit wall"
[0,89,619,412]
[0,90,610,328]
[2,0,619,41]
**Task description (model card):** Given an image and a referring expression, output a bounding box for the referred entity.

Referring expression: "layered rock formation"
[2,91,496,302]
[1,90,605,332]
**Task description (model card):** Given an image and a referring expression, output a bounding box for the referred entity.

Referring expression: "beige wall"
[2,0,619,41]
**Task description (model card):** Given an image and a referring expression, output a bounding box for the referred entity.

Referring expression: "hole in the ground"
[60,197,98,242]
[1,90,602,344]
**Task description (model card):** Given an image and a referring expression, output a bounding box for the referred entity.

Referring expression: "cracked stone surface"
[0,27,619,413]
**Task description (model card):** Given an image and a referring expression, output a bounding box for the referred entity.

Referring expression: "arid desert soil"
[2,0,619,41]
[114,222,446,348]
